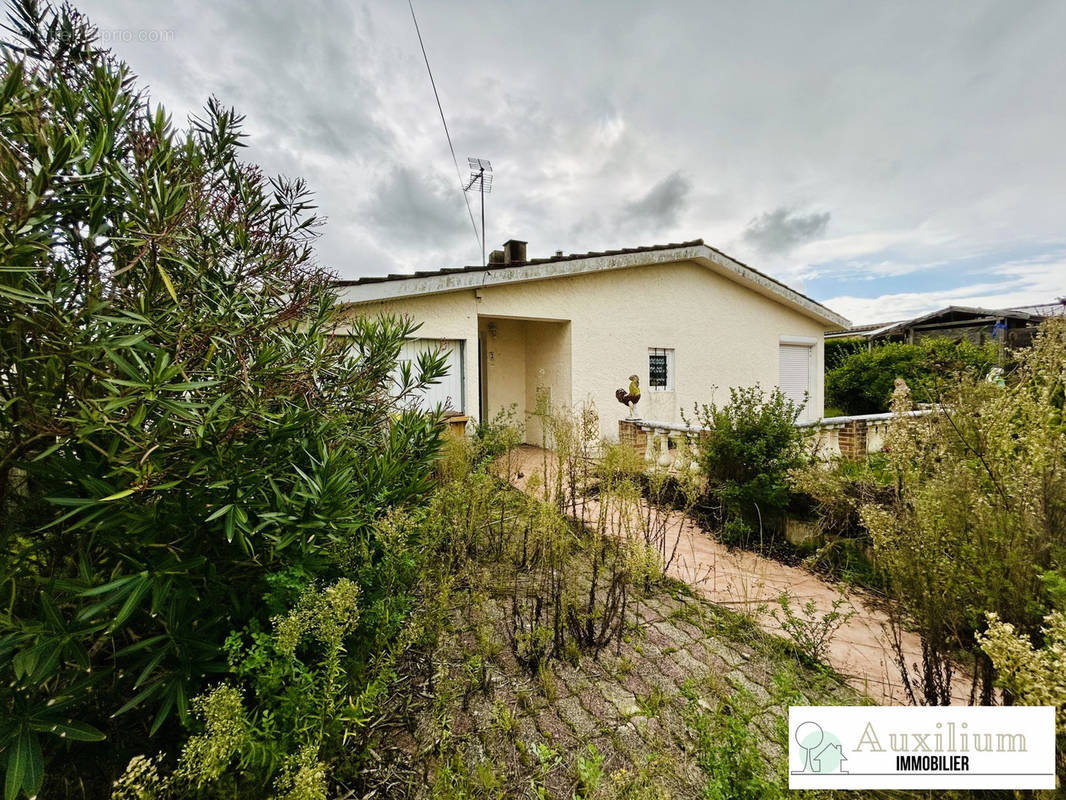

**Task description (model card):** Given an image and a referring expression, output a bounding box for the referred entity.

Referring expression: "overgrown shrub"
[978,611,1066,780]
[435,404,661,671]
[471,404,524,474]
[0,4,445,795]
[861,320,1066,705]
[771,590,855,666]
[824,336,866,370]
[690,385,808,548]
[826,337,997,415]
[788,455,894,586]
[790,455,893,541]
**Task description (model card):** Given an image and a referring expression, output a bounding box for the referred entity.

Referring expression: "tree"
[0,2,445,795]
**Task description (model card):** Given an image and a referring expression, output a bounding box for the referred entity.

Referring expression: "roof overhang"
[335,243,850,329]
[864,305,1046,339]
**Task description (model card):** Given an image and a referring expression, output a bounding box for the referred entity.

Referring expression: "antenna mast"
[464,157,492,266]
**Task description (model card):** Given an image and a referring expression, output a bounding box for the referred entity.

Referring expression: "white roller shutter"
[396,339,464,413]
[778,344,811,420]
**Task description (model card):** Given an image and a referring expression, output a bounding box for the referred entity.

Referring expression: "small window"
[648,347,674,391]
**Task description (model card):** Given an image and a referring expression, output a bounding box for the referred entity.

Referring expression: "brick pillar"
[618,419,647,454]
[837,419,868,460]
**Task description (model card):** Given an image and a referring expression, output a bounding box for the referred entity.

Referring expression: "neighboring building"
[334,239,849,441]
[825,300,1065,349]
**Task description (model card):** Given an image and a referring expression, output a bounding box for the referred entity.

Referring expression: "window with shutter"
[778,344,811,419]
[395,339,464,412]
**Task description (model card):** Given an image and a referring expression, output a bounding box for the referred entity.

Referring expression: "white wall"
[338,259,828,440]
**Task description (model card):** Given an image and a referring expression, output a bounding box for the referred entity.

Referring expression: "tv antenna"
[464,157,492,266]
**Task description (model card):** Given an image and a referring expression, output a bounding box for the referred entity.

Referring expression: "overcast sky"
[79,0,1065,323]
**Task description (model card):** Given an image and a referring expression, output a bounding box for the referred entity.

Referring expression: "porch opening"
[477,315,572,444]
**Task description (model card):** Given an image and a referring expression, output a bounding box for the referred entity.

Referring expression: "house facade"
[334,239,849,442]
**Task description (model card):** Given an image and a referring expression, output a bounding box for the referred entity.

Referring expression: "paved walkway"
[508,445,967,706]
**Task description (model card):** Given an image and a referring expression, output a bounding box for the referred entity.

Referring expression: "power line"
[407,0,482,259]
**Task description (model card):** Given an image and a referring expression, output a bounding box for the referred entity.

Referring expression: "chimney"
[488,249,505,264]
[503,239,527,264]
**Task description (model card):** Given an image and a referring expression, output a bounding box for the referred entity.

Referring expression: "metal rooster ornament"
[615,374,641,418]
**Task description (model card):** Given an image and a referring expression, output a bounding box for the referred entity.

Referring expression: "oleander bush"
[0,3,446,795]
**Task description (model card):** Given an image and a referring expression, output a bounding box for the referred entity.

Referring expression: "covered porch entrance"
[477,315,572,444]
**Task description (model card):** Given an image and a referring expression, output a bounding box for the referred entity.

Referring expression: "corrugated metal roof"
[1009,301,1066,317]
[829,301,1064,337]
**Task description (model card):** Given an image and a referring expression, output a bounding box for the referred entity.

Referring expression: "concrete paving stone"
[514,715,541,746]
[555,693,600,738]
[668,614,706,642]
[640,594,676,617]
[641,627,676,652]
[638,715,667,743]
[636,661,679,694]
[654,654,686,681]
[620,670,653,699]
[575,682,612,721]
[614,729,654,767]
[600,681,640,717]
[550,661,585,687]
[671,647,710,679]
[701,639,749,668]
[536,709,580,749]
[651,619,686,642]
[724,668,772,706]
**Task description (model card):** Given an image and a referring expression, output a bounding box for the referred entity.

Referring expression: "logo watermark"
[99,28,174,45]
[788,706,1056,790]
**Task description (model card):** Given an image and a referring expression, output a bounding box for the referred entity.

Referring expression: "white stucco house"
[334,239,849,442]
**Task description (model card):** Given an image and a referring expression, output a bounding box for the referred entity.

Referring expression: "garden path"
[508,445,971,706]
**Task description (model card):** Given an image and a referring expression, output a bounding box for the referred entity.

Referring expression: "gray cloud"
[76,0,1066,311]
[366,166,470,247]
[743,208,831,254]
[622,171,692,228]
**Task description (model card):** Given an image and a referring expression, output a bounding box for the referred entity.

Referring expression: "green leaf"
[78,574,140,598]
[112,684,159,718]
[99,488,135,502]
[157,264,178,303]
[204,503,233,522]
[4,730,42,800]
[111,577,152,629]
[47,720,105,742]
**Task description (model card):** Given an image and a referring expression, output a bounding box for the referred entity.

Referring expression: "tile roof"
[333,239,708,287]
[332,238,845,325]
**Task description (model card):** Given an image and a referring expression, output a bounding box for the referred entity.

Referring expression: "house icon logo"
[793,721,849,775]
